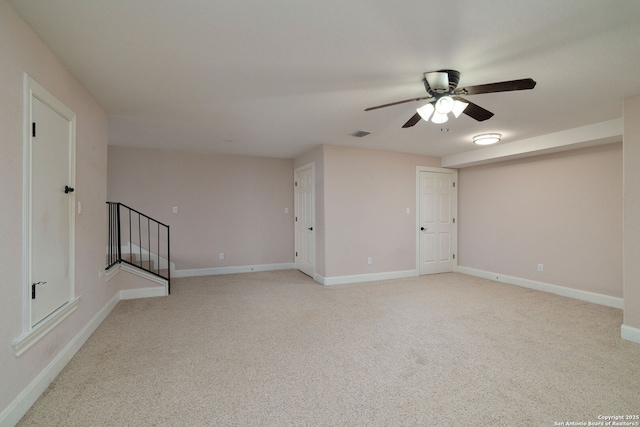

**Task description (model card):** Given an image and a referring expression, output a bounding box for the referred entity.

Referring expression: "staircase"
[106,202,171,293]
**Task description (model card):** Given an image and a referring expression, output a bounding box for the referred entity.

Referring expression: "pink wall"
[1,0,112,418]
[321,145,440,277]
[623,95,640,329]
[1,1,634,418]
[458,143,623,297]
[107,146,294,270]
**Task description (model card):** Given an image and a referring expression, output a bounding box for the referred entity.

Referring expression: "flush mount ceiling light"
[473,133,501,145]
[416,96,468,125]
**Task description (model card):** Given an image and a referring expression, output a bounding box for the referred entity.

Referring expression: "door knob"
[31,281,47,299]
[420,227,426,231]
[64,185,75,194]
[308,227,313,231]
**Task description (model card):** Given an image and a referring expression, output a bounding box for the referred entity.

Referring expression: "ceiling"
[8,0,640,159]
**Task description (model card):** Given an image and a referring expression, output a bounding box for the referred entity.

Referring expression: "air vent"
[350,130,371,138]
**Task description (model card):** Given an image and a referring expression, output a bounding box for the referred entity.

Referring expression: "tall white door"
[294,164,314,277]
[419,171,454,275]
[30,96,75,326]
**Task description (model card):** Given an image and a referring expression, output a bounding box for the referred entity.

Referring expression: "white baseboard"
[120,263,168,286]
[316,269,418,286]
[621,324,640,344]
[119,287,167,300]
[119,264,168,298]
[457,266,623,309]
[174,263,295,278]
[104,264,120,281]
[0,292,120,427]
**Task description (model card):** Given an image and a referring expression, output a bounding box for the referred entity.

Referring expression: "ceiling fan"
[365,70,536,127]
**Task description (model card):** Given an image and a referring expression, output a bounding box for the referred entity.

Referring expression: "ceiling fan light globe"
[416,103,435,121]
[435,96,454,114]
[452,100,469,118]
[431,112,449,124]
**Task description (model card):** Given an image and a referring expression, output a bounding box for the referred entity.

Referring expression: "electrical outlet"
[367,257,373,265]
[538,264,544,272]
[406,207,410,214]
[220,253,225,260]
[172,206,178,214]
[285,207,289,214]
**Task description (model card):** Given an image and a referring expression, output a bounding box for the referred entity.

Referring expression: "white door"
[419,171,454,275]
[30,96,75,326]
[294,164,314,277]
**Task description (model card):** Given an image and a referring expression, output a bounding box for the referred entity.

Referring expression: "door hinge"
[453,254,456,260]
[453,182,455,188]
[295,251,298,257]
[453,218,455,223]
[294,181,298,187]
[32,122,36,137]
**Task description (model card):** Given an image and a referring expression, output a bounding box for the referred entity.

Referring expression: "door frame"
[294,162,315,277]
[14,74,79,357]
[415,166,458,274]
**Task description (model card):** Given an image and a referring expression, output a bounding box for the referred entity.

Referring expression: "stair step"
[106,252,169,279]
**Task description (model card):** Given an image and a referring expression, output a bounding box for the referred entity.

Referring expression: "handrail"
[106,202,171,293]
[115,202,170,228]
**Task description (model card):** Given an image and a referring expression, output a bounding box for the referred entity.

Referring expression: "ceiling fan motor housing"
[424,69,461,95]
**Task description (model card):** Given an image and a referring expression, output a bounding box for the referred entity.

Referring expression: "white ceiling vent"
[350,130,371,138]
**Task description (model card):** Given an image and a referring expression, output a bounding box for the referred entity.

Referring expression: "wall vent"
[350,130,371,138]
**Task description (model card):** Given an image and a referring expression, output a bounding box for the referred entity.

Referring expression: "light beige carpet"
[17,271,640,426]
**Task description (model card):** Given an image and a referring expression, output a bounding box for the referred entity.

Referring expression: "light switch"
[172,207,178,214]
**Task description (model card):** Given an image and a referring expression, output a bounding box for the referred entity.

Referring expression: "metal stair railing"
[106,202,171,293]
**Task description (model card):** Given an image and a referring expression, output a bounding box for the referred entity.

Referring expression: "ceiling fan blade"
[365,96,432,111]
[454,96,494,121]
[402,112,422,128]
[458,78,536,95]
